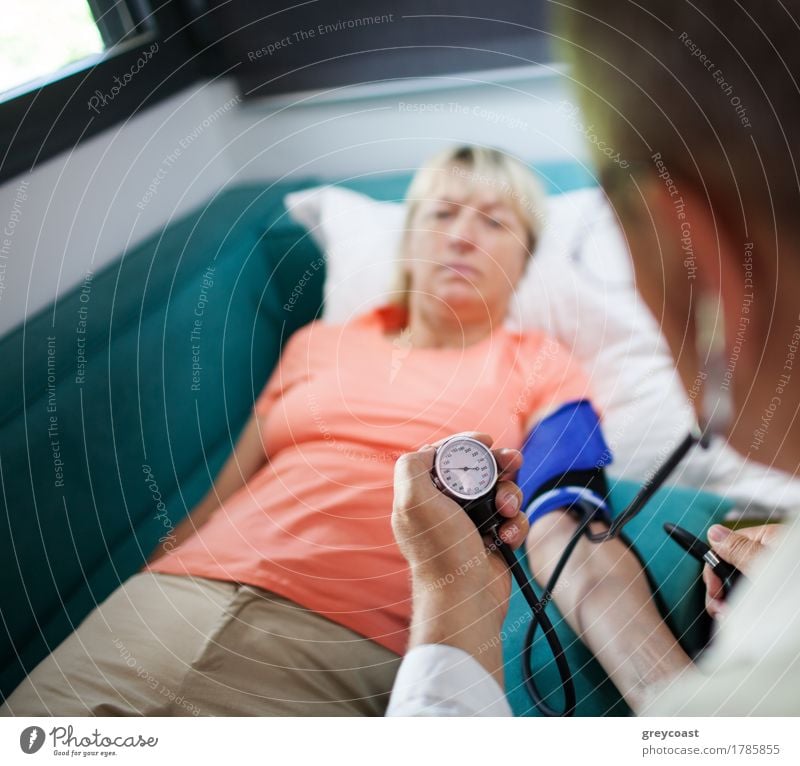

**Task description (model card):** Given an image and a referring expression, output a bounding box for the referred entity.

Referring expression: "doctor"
[387,0,800,716]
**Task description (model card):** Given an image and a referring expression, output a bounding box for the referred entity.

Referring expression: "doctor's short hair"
[556,1,800,238]
[389,145,547,308]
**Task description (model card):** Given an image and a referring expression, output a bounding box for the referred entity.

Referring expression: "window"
[0,0,156,98]
[0,0,204,182]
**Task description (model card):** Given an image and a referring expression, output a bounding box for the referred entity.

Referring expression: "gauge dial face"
[434,437,498,500]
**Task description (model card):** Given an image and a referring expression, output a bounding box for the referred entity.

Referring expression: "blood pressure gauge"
[431,434,503,534]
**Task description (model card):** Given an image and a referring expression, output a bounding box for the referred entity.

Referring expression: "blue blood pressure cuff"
[518,399,613,526]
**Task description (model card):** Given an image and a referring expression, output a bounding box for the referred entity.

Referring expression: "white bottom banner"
[1,716,797,765]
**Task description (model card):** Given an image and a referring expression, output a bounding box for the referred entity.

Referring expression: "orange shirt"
[146,304,592,655]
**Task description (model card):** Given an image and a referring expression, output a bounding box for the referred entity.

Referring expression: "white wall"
[223,64,589,183]
[0,65,588,337]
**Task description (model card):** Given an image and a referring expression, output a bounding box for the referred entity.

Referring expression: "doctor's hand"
[704,522,784,619]
[392,433,527,687]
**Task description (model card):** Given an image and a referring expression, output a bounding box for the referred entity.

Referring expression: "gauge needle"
[456,466,479,471]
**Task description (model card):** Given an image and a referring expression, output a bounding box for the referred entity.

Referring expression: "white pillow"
[284,184,800,513]
[284,185,404,322]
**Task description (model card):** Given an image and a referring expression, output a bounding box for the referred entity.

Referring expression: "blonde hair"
[389,145,547,309]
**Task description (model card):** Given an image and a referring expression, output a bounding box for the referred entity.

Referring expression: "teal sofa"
[0,162,728,711]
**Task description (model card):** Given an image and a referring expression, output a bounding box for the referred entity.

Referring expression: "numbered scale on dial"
[433,435,498,500]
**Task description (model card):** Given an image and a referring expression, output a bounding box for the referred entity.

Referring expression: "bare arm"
[146,409,269,564]
[525,512,693,711]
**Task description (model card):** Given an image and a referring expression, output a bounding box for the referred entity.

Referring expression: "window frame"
[0,0,207,183]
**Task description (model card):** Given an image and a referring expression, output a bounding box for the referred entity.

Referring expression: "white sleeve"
[385,644,513,717]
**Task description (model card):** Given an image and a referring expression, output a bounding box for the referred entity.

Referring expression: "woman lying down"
[1,145,594,716]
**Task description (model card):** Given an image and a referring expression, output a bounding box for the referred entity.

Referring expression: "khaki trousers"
[0,572,401,716]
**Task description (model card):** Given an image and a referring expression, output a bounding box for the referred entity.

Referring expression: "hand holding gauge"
[392,432,577,713]
[391,432,529,690]
[391,431,526,595]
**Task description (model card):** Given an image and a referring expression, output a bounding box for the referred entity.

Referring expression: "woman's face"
[403,175,531,321]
